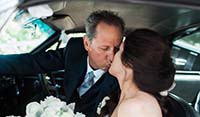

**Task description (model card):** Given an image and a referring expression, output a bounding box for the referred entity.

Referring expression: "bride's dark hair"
[121,29,175,116]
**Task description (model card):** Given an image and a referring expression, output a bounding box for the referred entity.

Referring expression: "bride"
[108,29,175,117]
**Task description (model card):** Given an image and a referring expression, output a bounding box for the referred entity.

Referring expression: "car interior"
[0,0,200,116]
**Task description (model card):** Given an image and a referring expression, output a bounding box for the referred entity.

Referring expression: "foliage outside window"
[0,10,55,54]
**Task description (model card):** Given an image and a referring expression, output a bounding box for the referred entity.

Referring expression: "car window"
[174,27,200,53]
[0,10,55,54]
[47,32,85,51]
[172,27,200,71]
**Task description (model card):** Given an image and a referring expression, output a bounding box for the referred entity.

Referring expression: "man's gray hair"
[85,10,125,41]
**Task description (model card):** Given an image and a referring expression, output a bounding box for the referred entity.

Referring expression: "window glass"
[173,28,200,54]
[0,10,55,54]
[172,28,200,71]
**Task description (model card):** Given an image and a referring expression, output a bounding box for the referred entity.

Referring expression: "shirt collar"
[87,57,105,83]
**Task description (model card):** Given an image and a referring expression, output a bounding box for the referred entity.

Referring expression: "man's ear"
[83,35,90,51]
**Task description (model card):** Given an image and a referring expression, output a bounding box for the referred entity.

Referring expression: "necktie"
[78,71,95,96]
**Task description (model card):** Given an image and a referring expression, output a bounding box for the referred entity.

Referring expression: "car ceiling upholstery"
[18,0,200,36]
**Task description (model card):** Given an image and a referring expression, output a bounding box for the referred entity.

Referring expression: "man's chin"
[102,65,110,71]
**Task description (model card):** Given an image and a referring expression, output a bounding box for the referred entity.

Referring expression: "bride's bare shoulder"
[117,92,162,117]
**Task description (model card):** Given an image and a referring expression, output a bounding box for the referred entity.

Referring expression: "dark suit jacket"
[0,38,120,117]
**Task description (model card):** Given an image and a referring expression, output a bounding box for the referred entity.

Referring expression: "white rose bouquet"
[25,96,85,117]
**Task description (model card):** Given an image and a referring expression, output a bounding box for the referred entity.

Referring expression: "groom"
[0,10,125,116]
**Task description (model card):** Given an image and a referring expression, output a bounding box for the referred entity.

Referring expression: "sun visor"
[49,16,76,30]
[27,4,53,18]
[48,1,67,12]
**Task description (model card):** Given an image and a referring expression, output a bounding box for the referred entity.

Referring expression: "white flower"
[26,102,43,117]
[97,96,110,115]
[40,96,63,110]
[40,107,57,117]
[75,112,86,117]
[25,96,85,117]
[59,112,74,117]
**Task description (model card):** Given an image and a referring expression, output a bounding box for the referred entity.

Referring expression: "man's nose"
[107,49,115,61]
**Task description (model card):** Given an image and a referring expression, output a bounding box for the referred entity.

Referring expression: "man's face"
[83,22,122,71]
[109,41,124,78]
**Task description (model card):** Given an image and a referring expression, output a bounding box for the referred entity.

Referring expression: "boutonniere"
[97,96,110,115]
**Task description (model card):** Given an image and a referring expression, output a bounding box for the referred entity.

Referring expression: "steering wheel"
[38,73,61,97]
[38,73,50,96]
[37,42,63,97]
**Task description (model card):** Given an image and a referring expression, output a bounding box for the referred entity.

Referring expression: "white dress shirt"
[86,57,105,84]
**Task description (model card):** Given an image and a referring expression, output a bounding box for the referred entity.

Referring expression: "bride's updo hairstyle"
[121,29,175,116]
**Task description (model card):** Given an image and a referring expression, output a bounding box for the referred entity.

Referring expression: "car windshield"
[0,10,55,54]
